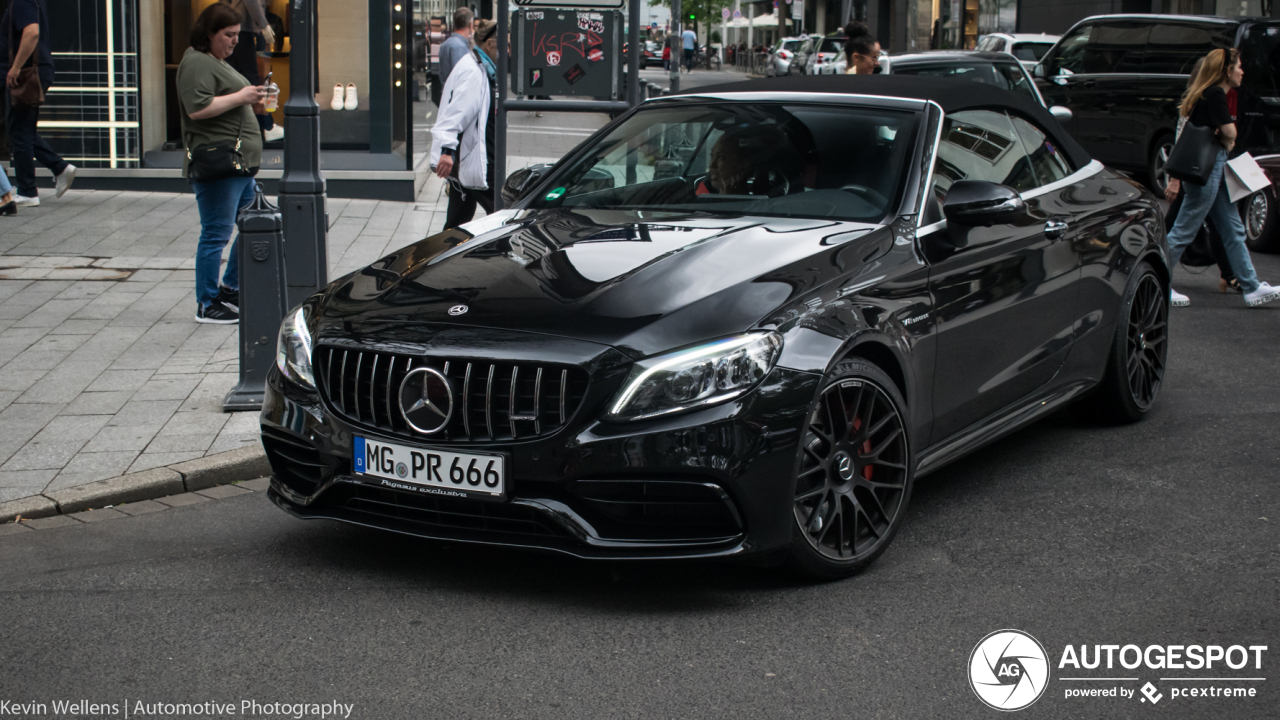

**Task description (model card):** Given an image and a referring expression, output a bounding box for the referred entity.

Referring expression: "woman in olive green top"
[176,2,266,324]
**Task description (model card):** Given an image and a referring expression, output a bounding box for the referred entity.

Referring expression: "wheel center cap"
[833,452,856,481]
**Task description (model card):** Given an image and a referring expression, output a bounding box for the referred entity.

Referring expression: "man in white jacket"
[430,35,493,230]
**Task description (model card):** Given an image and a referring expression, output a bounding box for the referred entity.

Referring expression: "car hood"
[316,208,886,358]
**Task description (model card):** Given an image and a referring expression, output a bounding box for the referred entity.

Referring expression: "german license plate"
[353,436,505,500]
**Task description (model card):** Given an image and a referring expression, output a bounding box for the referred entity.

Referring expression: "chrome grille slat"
[509,366,519,439]
[384,356,395,430]
[560,369,567,425]
[462,363,472,438]
[368,355,379,426]
[533,367,543,434]
[315,348,585,445]
[485,364,496,441]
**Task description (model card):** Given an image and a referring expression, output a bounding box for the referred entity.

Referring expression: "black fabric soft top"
[671,74,1092,171]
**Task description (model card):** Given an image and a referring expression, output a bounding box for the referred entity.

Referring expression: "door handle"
[1044,220,1069,239]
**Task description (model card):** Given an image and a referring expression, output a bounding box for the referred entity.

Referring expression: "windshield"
[893,62,1039,104]
[526,104,921,223]
[1011,42,1052,62]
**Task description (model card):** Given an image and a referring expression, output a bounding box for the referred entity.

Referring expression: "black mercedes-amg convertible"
[263,75,1169,578]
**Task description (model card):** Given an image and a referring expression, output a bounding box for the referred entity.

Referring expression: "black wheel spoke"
[794,374,909,563]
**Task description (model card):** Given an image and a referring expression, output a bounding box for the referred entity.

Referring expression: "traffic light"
[689,13,695,20]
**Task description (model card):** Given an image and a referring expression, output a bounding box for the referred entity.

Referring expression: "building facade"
[1,0,431,199]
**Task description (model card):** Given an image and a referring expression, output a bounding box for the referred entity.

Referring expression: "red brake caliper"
[851,417,873,480]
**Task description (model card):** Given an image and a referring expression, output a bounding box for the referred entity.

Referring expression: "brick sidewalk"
[0,169,481,506]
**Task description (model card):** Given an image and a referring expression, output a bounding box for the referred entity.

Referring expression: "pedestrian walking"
[682,27,696,72]
[431,18,494,231]
[844,22,881,75]
[1,0,75,207]
[1164,57,1240,297]
[1165,48,1280,307]
[437,7,473,88]
[177,2,266,324]
[662,39,671,71]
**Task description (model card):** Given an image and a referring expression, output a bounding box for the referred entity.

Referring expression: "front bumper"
[261,362,821,561]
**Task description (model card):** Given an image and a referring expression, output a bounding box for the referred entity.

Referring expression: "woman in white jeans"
[1164,48,1280,308]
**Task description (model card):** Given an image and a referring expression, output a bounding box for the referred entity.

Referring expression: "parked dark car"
[883,51,1072,123]
[1034,14,1280,223]
[263,76,1170,579]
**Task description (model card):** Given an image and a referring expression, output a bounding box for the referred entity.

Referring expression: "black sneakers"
[196,301,239,324]
[216,285,239,310]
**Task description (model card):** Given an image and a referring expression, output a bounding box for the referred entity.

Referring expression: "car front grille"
[314,346,589,443]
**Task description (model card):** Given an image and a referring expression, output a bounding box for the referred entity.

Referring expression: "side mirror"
[942,181,1025,245]
[1049,105,1073,124]
[501,163,553,205]
[1033,63,1046,79]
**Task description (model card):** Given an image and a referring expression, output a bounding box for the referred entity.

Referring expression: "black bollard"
[223,184,288,412]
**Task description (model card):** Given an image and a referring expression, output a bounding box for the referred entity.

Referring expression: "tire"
[1241,187,1280,254]
[1079,262,1167,424]
[1147,133,1174,196]
[787,359,914,580]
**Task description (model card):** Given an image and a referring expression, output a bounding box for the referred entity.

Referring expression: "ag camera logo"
[969,629,1050,711]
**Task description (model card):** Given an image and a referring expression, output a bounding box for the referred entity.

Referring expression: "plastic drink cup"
[264,83,279,112]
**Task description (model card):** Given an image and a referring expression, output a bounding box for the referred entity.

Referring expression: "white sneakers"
[263,125,284,142]
[55,164,76,198]
[330,83,359,110]
[14,194,39,207]
[1172,283,1280,307]
[1244,282,1280,307]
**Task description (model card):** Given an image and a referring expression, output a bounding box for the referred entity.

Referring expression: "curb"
[0,446,270,524]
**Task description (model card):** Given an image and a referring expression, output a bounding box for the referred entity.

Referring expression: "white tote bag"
[1225,152,1271,203]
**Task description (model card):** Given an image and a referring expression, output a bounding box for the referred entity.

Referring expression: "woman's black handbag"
[1165,121,1219,186]
[186,113,253,183]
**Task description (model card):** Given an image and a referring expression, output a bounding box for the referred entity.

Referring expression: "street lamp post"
[670,0,681,92]
[279,0,328,310]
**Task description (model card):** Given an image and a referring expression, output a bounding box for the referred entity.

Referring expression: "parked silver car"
[975,32,1060,70]
[804,36,845,75]
[767,37,804,77]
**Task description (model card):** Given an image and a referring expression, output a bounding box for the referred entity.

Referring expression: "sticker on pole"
[529,68,544,87]
[563,64,587,85]
[547,51,561,66]
[545,187,566,201]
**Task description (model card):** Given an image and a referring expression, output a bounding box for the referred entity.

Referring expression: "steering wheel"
[842,183,889,208]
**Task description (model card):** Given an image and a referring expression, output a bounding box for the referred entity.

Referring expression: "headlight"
[275,306,315,390]
[607,332,783,421]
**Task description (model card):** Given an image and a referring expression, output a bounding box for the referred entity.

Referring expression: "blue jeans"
[0,166,13,196]
[1165,149,1261,293]
[5,86,70,198]
[192,176,255,308]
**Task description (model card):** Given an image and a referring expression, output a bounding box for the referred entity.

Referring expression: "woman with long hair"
[1164,48,1279,307]
[844,22,880,75]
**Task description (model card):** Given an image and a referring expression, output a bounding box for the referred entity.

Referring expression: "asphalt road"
[2,254,1278,719]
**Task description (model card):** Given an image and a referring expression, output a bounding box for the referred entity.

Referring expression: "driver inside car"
[701,125,803,196]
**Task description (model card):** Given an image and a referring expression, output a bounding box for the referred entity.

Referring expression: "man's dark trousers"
[4,85,68,197]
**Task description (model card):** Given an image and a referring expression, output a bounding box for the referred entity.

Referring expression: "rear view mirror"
[942,181,1026,246]
[501,163,553,205]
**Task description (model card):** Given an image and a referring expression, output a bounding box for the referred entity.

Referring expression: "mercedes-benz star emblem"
[398,367,454,434]
[835,453,855,481]
[448,304,468,316]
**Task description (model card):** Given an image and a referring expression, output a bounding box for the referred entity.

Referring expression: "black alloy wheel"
[1081,263,1167,423]
[1242,188,1280,254]
[1148,134,1174,196]
[790,359,912,579]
